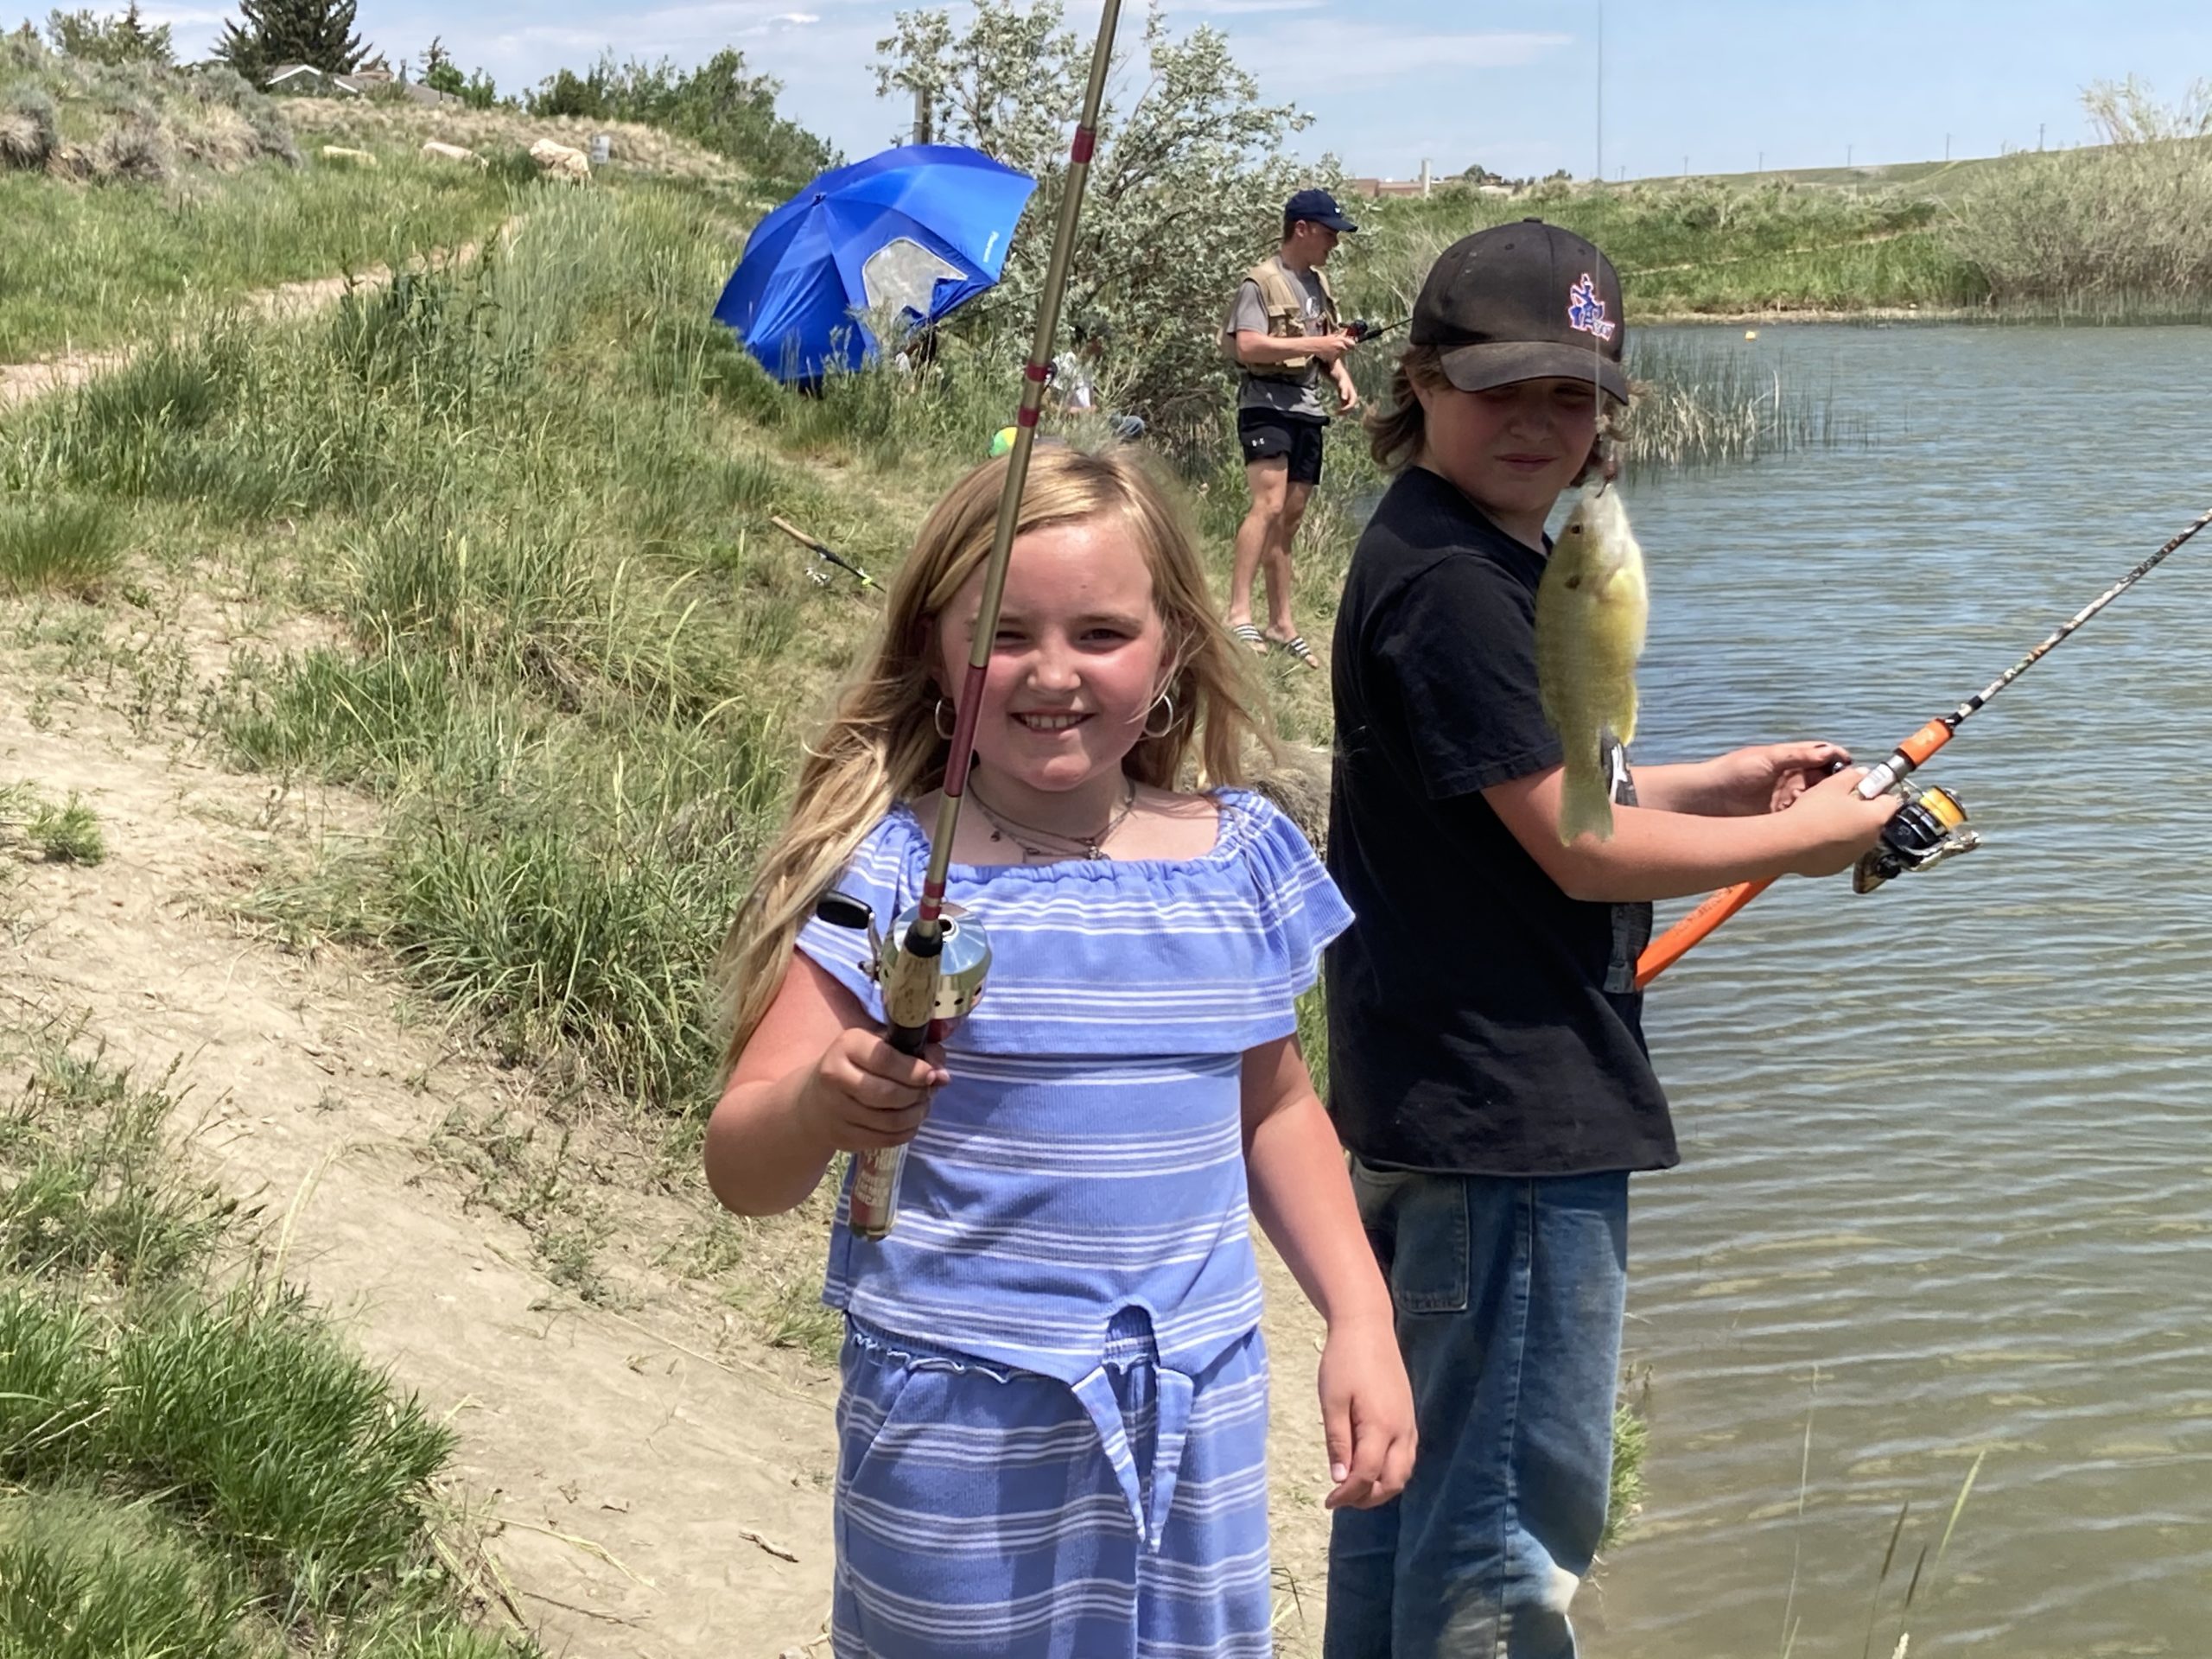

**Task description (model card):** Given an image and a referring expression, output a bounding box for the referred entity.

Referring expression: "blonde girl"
[707,447,1414,1658]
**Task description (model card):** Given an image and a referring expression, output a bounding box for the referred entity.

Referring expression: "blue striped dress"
[793,788,1351,1659]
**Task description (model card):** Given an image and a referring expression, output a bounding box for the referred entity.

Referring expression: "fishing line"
[1635,503,2212,987]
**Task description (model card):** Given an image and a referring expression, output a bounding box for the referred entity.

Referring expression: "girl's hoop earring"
[933,697,957,740]
[1142,690,1176,740]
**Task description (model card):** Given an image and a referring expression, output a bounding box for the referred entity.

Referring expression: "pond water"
[1580,322,2212,1657]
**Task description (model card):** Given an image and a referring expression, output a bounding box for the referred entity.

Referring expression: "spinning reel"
[1853,778,1980,894]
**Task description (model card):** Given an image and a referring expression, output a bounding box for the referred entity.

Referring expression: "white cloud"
[1236,27,1573,89]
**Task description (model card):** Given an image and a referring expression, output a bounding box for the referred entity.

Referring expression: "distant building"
[262,63,460,106]
[1345,178,1423,200]
[1344,160,1436,200]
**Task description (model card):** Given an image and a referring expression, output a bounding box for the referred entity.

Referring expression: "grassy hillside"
[1341,179,1983,318]
[0,35,773,365]
[0,1024,532,1656]
[0,35,518,361]
[1351,129,2212,320]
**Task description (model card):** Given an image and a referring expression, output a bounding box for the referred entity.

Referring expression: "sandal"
[1271,633,1322,671]
[1229,621,1268,655]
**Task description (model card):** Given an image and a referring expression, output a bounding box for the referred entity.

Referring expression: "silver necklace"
[969,778,1137,862]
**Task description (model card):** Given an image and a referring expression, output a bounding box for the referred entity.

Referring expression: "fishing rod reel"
[1853,778,1980,894]
[813,891,993,1239]
[1344,316,1406,346]
[816,891,993,1021]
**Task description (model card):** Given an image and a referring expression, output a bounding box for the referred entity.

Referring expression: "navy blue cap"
[1284,188,1357,234]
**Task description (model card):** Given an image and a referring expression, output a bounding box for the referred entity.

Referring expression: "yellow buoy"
[1744,329,1759,340]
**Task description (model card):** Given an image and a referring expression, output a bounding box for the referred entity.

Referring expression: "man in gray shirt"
[1222,188,1360,670]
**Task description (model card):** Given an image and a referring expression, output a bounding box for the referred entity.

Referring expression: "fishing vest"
[1236,257,1338,379]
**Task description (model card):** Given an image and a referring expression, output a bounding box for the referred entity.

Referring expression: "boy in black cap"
[1321,220,1899,1657]
[1220,188,1363,670]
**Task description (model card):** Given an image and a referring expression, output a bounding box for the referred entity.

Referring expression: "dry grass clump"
[0,31,292,182]
[91,118,168,182]
[0,84,56,168]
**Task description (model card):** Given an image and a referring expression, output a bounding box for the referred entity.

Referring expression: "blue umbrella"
[715,144,1038,385]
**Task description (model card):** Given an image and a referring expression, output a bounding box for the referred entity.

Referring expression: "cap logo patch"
[1567,274,1617,342]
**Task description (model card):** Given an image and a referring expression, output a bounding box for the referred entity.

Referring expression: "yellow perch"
[1535,484,1648,843]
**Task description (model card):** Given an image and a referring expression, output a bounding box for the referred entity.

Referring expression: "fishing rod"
[1635,503,2212,988]
[811,0,1128,1241]
[1345,315,1408,346]
[771,515,880,591]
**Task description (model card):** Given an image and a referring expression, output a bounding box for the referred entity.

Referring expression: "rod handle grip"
[849,924,943,1238]
[1635,877,1777,989]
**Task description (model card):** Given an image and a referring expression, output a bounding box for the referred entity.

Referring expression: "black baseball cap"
[1284,188,1358,234]
[1410,219,1629,403]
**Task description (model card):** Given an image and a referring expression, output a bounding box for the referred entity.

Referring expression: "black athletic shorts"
[1236,408,1328,486]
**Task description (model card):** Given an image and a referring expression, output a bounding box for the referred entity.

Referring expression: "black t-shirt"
[1325,465,1677,1177]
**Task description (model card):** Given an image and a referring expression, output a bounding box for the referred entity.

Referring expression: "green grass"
[0,1491,258,1659]
[0,33,512,361]
[1604,1395,1649,1555]
[0,498,124,597]
[0,158,518,361]
[0,784,107,868]
[1347,136,2212,321]
[1339,179,1986,320]
[25,794,103,864]
[2,184,894,1116]
[0,1032,531,1656]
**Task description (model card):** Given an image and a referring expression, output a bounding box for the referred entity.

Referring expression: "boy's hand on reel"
[1783,766,1901,879]
[1706,741,1853,815]
[802,1029,948,1153]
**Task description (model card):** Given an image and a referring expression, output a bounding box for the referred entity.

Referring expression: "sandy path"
[0,220,519,413]
[0,605,1340,1656]
[0,642,842,1656]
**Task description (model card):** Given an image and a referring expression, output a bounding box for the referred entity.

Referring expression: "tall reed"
[1619,334,1865,473]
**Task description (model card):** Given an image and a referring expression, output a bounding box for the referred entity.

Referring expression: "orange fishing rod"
[1635,503,2212,988]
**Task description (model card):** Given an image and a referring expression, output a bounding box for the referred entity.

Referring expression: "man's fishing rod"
[1345,315,1408,346]
[1636,504,2212,988]
[813,0,1128,1241]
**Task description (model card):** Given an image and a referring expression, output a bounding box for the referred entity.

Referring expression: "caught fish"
[1535,484,1648,843]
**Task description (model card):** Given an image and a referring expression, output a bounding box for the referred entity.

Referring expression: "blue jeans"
[1325,1162,1630,1659]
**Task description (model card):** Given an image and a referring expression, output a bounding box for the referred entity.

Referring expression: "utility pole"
[912,83,931,146]
[1945,131,1951,162]
[1847,142,1853,168]
[1682,153,1688,180]
[2038,122,2045,150]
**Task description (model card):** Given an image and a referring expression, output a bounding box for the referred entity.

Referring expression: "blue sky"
[136,2,2212,182]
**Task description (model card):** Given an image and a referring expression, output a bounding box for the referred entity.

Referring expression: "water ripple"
[1587,325,2212,1657]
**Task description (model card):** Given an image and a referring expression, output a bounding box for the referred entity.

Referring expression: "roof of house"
[264,64,457,105]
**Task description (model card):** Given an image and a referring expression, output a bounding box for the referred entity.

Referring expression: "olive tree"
[874,0,1330,428]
